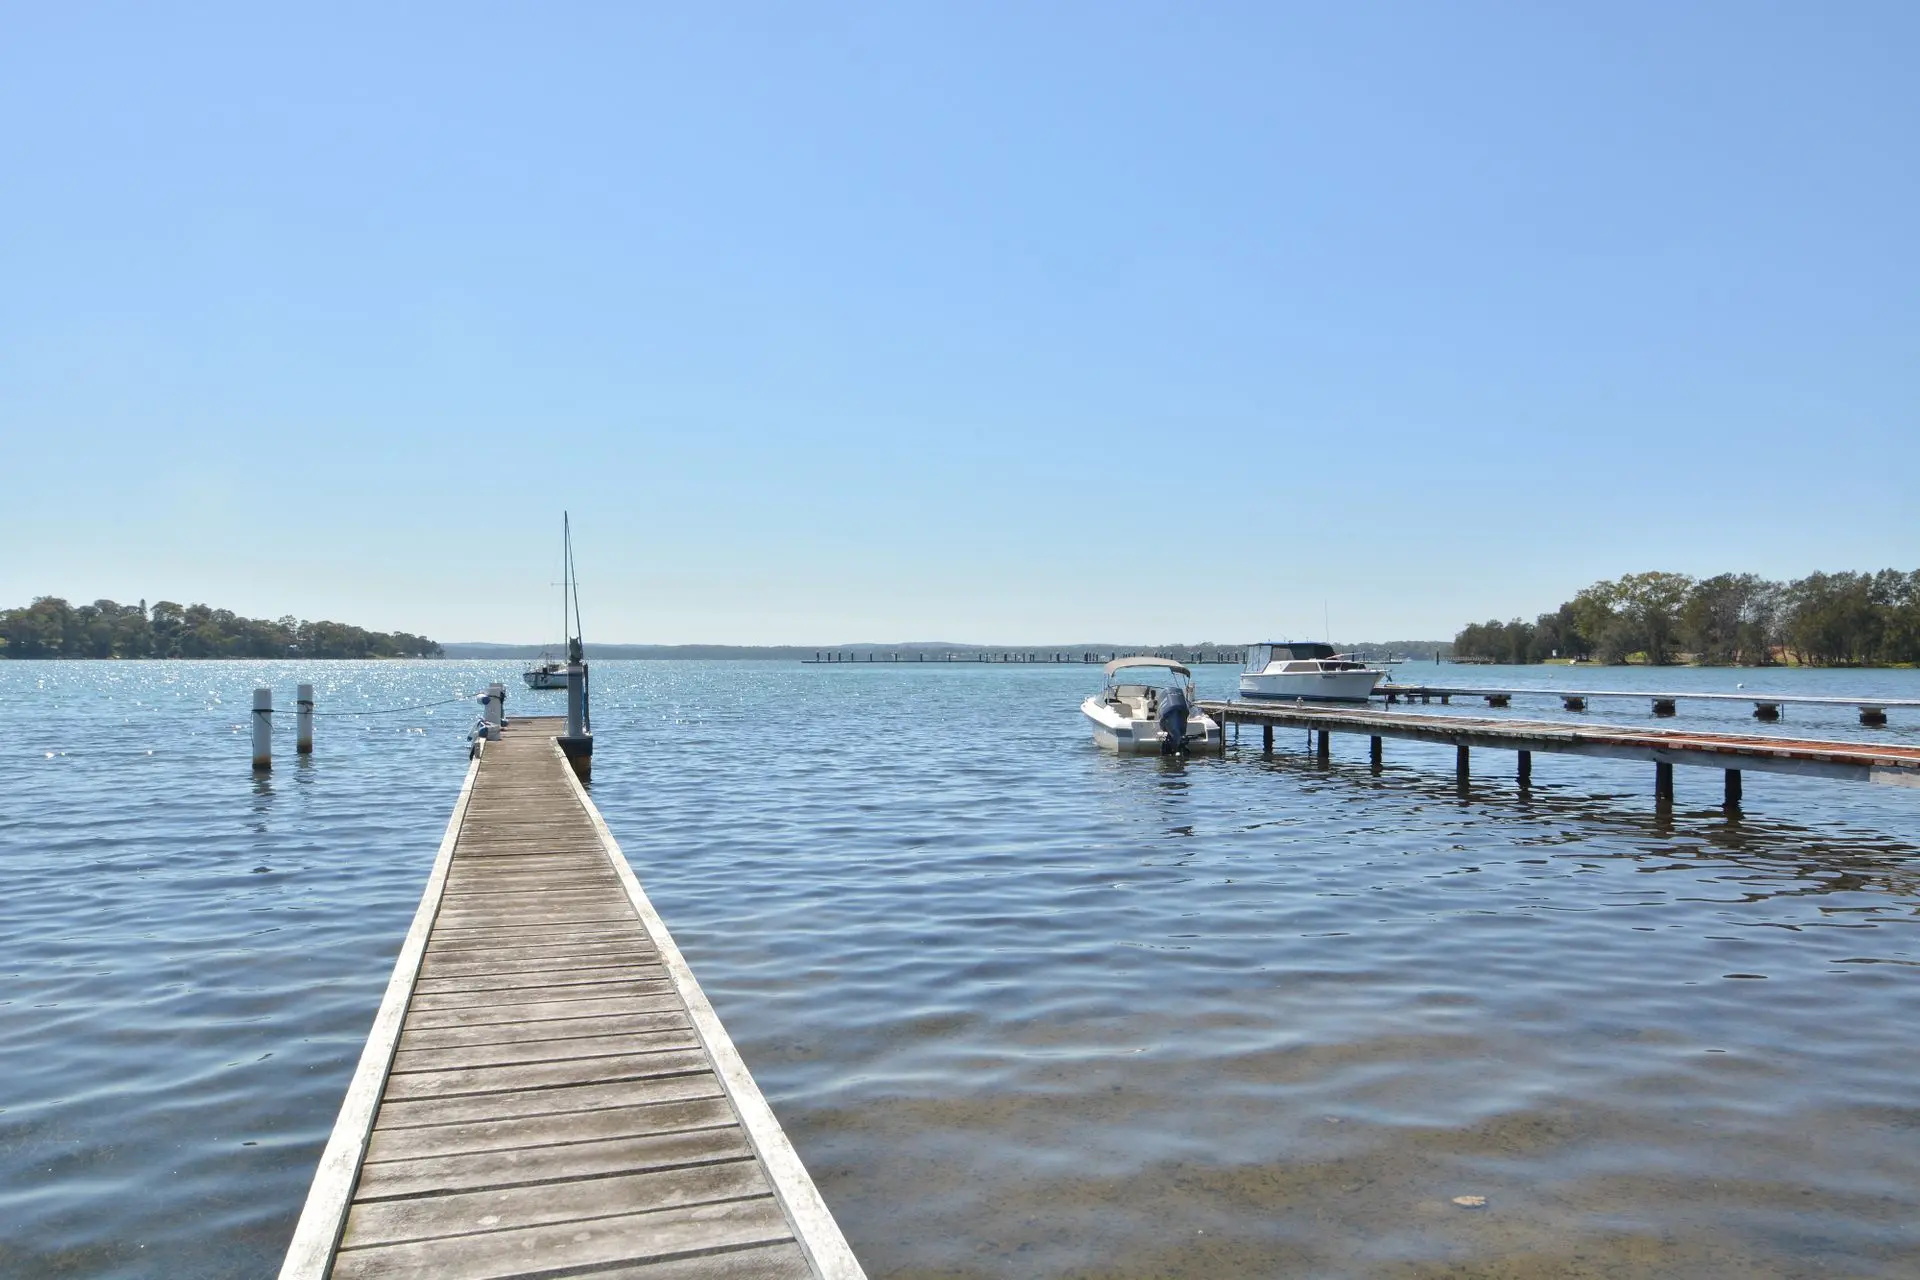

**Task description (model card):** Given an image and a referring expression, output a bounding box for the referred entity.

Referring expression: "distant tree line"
[1454,570,1920,667]
[0,597,441,659]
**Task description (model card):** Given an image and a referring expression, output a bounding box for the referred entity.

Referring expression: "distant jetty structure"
[802,649,1247,664]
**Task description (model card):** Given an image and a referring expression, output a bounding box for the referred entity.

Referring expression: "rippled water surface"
[4,660,1920,1277]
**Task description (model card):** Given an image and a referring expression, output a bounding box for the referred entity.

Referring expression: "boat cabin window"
[1249,642,1336,666]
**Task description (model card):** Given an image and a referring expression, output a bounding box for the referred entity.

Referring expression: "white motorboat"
[1240,642,1384,702]
[1082,657,1223,754]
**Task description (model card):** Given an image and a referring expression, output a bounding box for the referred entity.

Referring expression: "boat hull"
[523,670,566,690]
[1082,697,1223,754]
[1240,669,1382,702]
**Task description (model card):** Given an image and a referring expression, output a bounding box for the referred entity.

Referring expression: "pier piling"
[297,683,314,755]
[252,687,272,771]
[1517,749,1531,787]
[1725,768,1743,810]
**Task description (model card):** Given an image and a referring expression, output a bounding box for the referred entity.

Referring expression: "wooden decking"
[283,716,862,1280]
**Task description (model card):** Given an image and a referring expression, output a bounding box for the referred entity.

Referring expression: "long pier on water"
[1374,683,1920,726]
[1201,700,1920,808]
[283,715,863,1279]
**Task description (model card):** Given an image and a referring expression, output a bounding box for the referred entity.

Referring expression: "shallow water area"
[3,660,1919,1277]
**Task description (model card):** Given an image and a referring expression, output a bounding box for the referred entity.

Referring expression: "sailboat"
[523,515,586,691]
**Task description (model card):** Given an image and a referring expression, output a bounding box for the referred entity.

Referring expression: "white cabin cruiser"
[1240,642,1384,702]
[1083,657,1223,754]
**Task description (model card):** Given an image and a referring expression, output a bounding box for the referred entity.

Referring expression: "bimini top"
[1104,655,1192,678]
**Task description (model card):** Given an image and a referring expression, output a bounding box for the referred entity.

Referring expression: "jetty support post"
[1861,706,1888,727]
[1754,702,1781,721]
[1724,768,1742,811]
[1652,698,1677,717]
[252,687,272,771]
[1517,749,1531,788]
[1656,761,1674,805]
[1316,729,1330,764]
[559,662,593,781]
[296,683,314,755]
[1370,735,1382,773]
[1455,744,1469,789]
[1262,723,1273,755]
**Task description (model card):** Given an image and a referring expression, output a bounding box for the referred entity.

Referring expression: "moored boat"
[1240,642,1383,702]
[1082,657,1223,754]
[522,659,566,690]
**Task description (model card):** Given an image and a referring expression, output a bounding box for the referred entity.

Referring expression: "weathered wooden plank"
[365,1095,738,1162]
[418,939,655,966]
[391,1027,699,1075]
[400,1010,689,1053]
[332,1196,794,1280]
[408,979,676,1012]
[403,992,683,1029]
[424,925,643,951]
[340,1158,773,1250]
[576,1244,817,1280]
[381,1048,714,1101]
[371,1073,724,1131]
[420,951,659,979]
[411,968,668,1000]
[353,1126,755,1200]
[577,1243,817,1280]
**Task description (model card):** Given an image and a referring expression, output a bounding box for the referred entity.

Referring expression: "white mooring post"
[485,683,505,740]
[252,687,273,771]
[565,665,585,740]
[296,683,314,755]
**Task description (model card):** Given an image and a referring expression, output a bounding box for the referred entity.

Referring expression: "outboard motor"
[1157,682,1192,755]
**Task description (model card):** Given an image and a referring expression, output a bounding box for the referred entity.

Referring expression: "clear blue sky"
[3,3,1914,644]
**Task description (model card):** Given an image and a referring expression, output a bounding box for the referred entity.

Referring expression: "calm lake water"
[3,660,1919,1278]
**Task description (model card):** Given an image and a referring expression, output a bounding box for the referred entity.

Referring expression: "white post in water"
[252,687,273,771]
[296,683,314,755]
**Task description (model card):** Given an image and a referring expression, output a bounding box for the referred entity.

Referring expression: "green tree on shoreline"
[0,597,440,659]
[1454,569,1920,666]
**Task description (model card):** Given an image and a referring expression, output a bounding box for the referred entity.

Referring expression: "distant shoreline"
[440,641,1455,662]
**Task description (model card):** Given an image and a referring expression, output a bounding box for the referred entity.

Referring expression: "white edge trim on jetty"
[553,738,869,1280]
[279,747,484,1280]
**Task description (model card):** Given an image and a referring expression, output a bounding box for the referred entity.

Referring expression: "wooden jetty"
[1201,699,1920,807]
[1375,683,1920,725]
[282,715,863,1280]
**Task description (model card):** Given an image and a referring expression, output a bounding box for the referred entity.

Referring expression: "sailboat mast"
[563,512,581,663]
